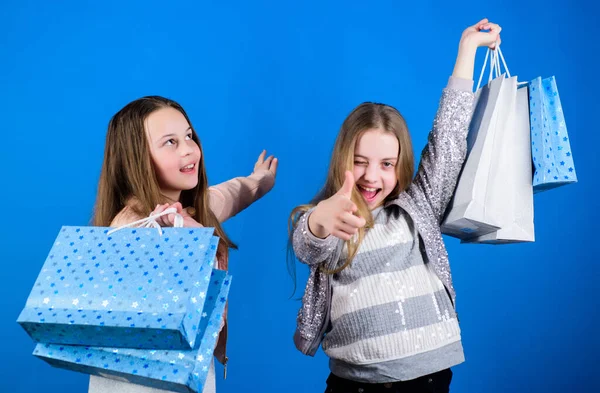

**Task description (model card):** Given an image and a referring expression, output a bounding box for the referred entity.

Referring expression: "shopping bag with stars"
[33,269,231,393]
[530,76,577,192]
[18,225,219,350]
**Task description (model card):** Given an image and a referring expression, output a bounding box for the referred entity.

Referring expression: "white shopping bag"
[465,48,535,244]
[442,48,517,239]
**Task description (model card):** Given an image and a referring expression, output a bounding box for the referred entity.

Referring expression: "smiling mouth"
[357,184,381,202]
[180,163,196,173]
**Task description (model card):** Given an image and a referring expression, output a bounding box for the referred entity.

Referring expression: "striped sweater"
[318,206,463,382]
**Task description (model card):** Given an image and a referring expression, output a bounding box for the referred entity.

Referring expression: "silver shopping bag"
[442,48,517,240]
[465,83,535,244]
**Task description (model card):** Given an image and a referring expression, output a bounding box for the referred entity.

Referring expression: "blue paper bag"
[529,76,577,192]
[33,269,231,393]
[18,226,219,350]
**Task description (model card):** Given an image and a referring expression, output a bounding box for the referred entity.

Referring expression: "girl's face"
[145,107,201,201]
[352,128,399,210]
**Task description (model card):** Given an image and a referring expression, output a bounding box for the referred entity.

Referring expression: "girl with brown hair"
[89,95,277,393]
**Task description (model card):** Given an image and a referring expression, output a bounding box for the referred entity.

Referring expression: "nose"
[363,163,378,183]
[180,140,194,157]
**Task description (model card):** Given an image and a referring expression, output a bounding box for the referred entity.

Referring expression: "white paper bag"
[465,50,534,244]
[442,49,517,239]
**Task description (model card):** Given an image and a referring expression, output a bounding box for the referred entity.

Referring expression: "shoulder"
[110,205,145,227]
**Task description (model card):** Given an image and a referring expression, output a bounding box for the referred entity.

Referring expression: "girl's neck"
[161,190,181,204]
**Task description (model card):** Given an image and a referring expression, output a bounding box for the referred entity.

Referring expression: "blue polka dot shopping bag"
[33,269,231,393]
[18,220,220,350]
[529,76,577,192]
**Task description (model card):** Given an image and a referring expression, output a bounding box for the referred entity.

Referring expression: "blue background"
[1,1,597,392]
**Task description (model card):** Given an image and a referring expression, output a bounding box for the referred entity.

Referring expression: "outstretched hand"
[308,171,366,240]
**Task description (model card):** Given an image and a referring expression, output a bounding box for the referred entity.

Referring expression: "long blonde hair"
[288,102,414,279]
[93,95,236,263]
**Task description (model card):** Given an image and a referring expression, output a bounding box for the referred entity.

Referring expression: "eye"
[383,162,395,168]
[185,133,193,141]
[165,138,177,146]
[354,160,367,166]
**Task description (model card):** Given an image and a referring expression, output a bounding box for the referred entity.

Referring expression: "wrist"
[452,43,477,81]
[458,36,478,53]
[456,44,477,65]
[308,207,329,239]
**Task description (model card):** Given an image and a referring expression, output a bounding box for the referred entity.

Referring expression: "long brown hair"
[288,102,414,281]
[93,95,236,262]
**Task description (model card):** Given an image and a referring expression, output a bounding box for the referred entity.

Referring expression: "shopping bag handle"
[494,46,528,87]
[496,46,511,78]
[476,43,510,91]
[476,44,527,91]
[106,207,184,236]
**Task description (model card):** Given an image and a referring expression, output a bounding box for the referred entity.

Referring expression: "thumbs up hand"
[308,171,367,240]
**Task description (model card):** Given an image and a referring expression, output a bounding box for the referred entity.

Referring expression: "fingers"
[166,203,185,226]
[169,202,183,214]
[481,22,502,41]
[331,221,358,241]
[340,211,366,228]
[478,20,501,33]
[332,229,355,241]
[263,155,279,174]
[254,151,279,176]
[341,198,358,213]
[488,23,502,34]
[472,18,488,29]
[332,224,362,241]
[469,20,502,49]
[152,204,167,213]
[183,216,204,228]
[157,216,171,227]
[151,203,183,227]
[489,35,501,49]
[256,150,266,164]
[166,213,177,226]
[331,211,366,241]
[269,157,279,175]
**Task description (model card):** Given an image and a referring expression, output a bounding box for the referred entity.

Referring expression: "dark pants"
[324,369,453,393]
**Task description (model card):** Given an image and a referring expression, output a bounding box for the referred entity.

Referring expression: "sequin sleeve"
[292,208,339,266]
[409,78,475,223]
